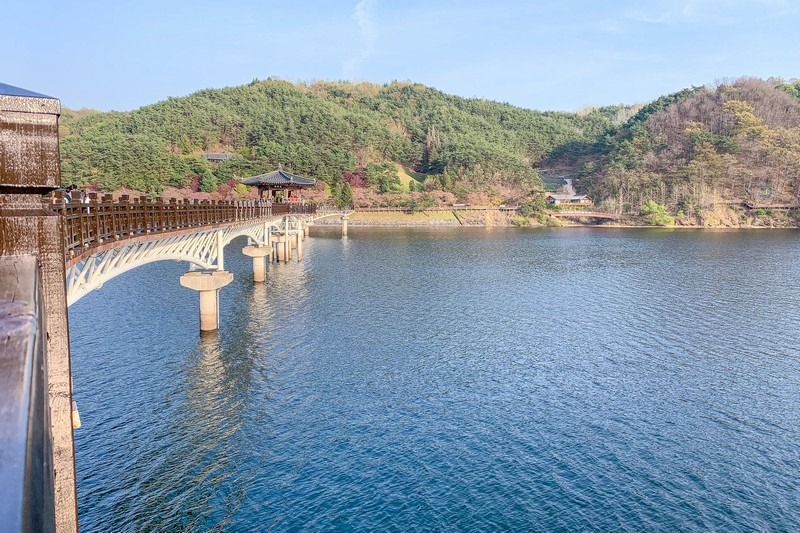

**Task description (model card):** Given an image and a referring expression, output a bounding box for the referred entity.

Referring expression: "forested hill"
[581,78,800,219]
[58,79,619,200]
[59,77,800,216]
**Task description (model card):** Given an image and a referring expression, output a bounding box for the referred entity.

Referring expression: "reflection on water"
[71,229,800,531]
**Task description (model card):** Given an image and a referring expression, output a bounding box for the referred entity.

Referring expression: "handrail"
[47,193,316,260]
[0,256,56,532]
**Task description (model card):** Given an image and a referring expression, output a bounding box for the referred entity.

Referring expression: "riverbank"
[311,207,800,228]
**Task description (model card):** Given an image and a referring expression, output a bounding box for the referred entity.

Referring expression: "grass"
[351,211,458,222]
[394,163,426,191]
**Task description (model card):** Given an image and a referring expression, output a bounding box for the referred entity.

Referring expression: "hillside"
[580,78,800,222]
[58,76,800,221]
[58,79,617,203]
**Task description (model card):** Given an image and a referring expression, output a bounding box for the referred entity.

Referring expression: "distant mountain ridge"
[57,79,621,199]
[58,76,800,219]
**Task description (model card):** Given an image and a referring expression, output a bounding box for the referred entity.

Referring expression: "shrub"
[640,200,674,226]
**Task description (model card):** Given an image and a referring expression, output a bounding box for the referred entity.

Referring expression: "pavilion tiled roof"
[203,152,234,161]
[240,166,316,186]
[547,194,590,200]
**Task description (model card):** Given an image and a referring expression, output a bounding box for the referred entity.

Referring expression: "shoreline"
[311,210,799,229]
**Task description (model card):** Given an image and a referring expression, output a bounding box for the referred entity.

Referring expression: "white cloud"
[343,0,379,80]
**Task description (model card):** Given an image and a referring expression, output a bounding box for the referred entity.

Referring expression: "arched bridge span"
[51,194,316,306]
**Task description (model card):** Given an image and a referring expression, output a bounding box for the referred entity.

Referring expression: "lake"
[69,227,800,531]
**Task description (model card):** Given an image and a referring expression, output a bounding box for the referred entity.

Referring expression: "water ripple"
[70,229,800,531]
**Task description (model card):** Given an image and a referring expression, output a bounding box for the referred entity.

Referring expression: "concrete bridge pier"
[242,245,271,282]
[295,223,304,262]
[273,235,288,262]
[179,271,233,331]
[341,216,349,237]
[286,226,295,261]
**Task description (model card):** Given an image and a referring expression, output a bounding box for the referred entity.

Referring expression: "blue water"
[70,227,800,531]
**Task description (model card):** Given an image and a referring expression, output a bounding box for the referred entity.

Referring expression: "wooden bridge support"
[242,245,271,282]
[0,86,76,530]
[179,271,233,331]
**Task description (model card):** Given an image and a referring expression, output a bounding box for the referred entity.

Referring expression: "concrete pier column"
[274,235,287,262]
[284,228,293,261]
[180,271,233,331]
[269,235,278,262]
[242,245,271,282]
[296,225,304,262]
[304,224,310,237]
[341,216,349,237]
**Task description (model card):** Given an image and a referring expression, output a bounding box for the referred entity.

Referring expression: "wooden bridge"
[52,192,314,262]
[50,194,317,307]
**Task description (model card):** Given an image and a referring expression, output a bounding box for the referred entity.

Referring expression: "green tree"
[365,162,402,193]
[337,182,353,207]
[640,200,674,226]
[201,170,218,193]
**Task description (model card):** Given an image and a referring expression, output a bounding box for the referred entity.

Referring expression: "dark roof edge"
[0,83,55,99]
[0,83,60,114]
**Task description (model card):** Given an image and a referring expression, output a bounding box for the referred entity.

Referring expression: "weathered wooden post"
[0,84,76,531]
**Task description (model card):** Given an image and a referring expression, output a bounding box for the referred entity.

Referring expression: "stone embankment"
[313,207,520,227]
[312,206,799,228]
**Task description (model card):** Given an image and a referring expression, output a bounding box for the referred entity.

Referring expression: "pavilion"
[240,164,316,203]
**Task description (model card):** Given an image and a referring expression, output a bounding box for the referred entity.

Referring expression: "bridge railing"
[46,192,314,259]
[0,256,56,532]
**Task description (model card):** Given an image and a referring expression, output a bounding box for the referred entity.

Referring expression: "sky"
[3,0,799,112]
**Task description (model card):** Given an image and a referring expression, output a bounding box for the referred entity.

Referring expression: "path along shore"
[311,207,799,229]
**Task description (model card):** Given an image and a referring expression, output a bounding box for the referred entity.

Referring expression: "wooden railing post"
[102,194,114,241]
[154,197,164,232]
[119,194,131,236]
[137,195,148,233]
[88,192,99,243]
[169,197,177,230]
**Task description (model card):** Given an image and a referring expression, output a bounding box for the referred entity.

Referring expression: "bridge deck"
[49,194,315,263]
